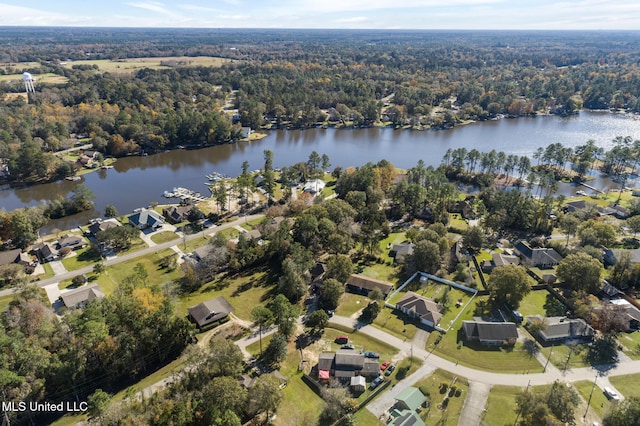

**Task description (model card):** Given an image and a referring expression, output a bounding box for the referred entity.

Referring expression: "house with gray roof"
[316,349,379,381]
[527,315,594,343]
[187,296,234,329]
[88,218,122,238]
[396,292,443,328]
[128,208,164,230]
[462,320,518,346]
[391,242,414,263]
[346,274,394,297]
[60,283,104,309]
[58,235,87,250]
[33,243,57,262]
[389,410,425,426]
[514,241,562,268]
[162,205,193,224]
[0,248,30,267]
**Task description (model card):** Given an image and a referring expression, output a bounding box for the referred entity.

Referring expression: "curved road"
[0,213,265,297]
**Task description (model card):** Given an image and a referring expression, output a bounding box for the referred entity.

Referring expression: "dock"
[163,187,208,202]
[580,182,604,194]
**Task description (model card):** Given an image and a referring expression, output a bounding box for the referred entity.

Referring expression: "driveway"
[457,381,491,426]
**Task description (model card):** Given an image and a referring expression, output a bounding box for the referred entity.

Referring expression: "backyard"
[413,369,469,426]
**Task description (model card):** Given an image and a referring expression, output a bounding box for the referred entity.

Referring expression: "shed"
[350,375,366,392]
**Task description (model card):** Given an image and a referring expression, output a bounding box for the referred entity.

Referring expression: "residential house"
[598,204,630,219]
[310,262,327,287]
[514,241,562,268]
[527,315,594,343]
[395,386,426,412]
[58,235,88,250]
[462,320,518,346]
[606,299,640,331]
[162,205,193,224]
[388,410,425,426]
[241,127,252,138]
[187,296,234,329]
[0,248,30,267]
[193,245,213,261]
[564,200,595,213]
[60,283,105,309]
[603,249,640,266]
[395,292,443,328]
[303,179,326,194]
[128,208,164,230]
[87,218,121,238]
[350,376,366,392]
[391,242,414,263]
[345,274,394,297]
[482,252,520,273]
[33,243,57,262]
[316,349,379,381]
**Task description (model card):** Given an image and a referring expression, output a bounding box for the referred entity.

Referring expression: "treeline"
[0,268,192,425]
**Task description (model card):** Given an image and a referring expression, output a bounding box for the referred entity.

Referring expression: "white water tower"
[22,72,36,93]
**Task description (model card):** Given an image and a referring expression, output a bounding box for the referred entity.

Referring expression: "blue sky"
[0,0,639,29]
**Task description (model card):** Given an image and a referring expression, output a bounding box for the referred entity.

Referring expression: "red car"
[380,361,391,371]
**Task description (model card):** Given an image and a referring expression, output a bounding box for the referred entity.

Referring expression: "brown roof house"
[395,292,443,328]
[60,283,105,309]
[187,296,234,330]
[462,320,518,346]
[346,274,394,297]
[88,218,122,238]
[162,205,193,224]
[0,249,31,267]
[58,235,88,250]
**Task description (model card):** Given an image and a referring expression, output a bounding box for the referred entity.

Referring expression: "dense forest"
[2,29,640,184]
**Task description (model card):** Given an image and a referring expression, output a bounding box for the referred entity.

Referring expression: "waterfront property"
[87,218,122,238]
[514,241,562,269]
[0,248,31,267]
[128,208,165,230]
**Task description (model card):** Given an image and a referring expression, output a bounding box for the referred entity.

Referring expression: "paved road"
[0,213,265,297]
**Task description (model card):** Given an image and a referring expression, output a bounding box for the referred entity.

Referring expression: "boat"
[65,176,81,181]
[576,190,587,196]
[206,171,230,181]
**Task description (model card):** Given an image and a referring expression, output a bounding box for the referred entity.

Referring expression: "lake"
[2,110,640,231]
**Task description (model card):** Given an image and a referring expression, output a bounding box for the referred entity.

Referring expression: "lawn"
[94,248,183,295]
[0,294,13,313]
[335,292,369,317]
[320,327,399,359]
[538,342,590,370]
[378,232,408,261]
[150,231,179,244]
[0,72,68,84]
[609,372,640,399]
[33,262,55,279]
[574,380,615,420]
[183,235,211,253]
[618,330,640,360]
[388,356,424,383]
[426,297,543,374]
[60,246,102,271]
[355,261,400,283]
[483,385,520,426]
[353,408,383,425]
[175,268,275,321]
[372,306,418,341]
[59,56,230,74]
[516,289,551,318]
[413,369,469,426]
[449,214,468,232]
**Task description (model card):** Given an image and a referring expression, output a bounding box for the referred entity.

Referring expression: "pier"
[579,182,605,194]
[163,187,208,202]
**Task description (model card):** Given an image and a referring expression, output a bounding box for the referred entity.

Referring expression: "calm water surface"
[2,110,640,231]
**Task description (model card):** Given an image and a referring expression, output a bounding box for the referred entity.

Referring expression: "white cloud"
[0,3,93,26]
[335,17,370,23]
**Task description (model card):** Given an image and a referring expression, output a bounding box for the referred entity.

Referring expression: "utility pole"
[544,345,553,373]
[583,374,598,420]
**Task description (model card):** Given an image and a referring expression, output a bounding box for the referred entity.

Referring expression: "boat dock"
[580,182,605,194]
[163,187,208,202]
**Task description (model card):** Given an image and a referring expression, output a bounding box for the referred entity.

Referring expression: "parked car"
[380,360,391,371]
[384,364,396,376]
[604,387,620,401]
[335,335,349,344]
[326,310,334,317]
[364,351,380,358]
[370,376,384,389]
[341,344,355,350]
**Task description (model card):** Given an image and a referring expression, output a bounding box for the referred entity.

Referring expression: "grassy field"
[538,341,590,370]
[335,292,369,317]
[516,289,550,318]
[609,372,640,399]
[150,231,179,244]
[574,380,615,420]
[60,246,102,271]
[353,409,383,425]
[355,260,400,283]
[0,294,13,313]
[426,297,543,373]
[373,306,418,341]
[175,268,275,321]
[413,369,469,426]
[483,385,520,426]
[57,56,230,74]
[0,72,68,84]
[449,213,468,232]
[378,232,408,261]
[618,330,640,359]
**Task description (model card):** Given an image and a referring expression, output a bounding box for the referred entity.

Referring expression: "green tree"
[463,226,485,253]
[559,214,580,246]
[262,333,288,368]
[360,301,381,323]
[486,264,531,308]
[248,374,284,420]
[325,254,353,283]
[206,335,245,377]
[626,215,640,237]
[278,257,307,303]
[104,204,118,218]
[578,220,616,247]
[604,396,640,426]
[409,239,442,274]
[263,149,276,203]
[87,389,111,423]
[318,278,344,311]
[95,225,139,252]
[556,252,602,293]
[515,380,579,426]
[306,309,329,332]
[70,184,96,211]
[251,305,273,356]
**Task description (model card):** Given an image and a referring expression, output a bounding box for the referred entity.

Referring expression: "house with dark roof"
[604,249,640,266]
[389,410,425,426]
[482,252,520,273]
[162,205,193,224]
[605,300,640,331]
[87,218,121,238]
[462,320,518,346]
[390,242,414,263]
[128,208,164,230]
[316,349,379,381]
[514,241,562,268]
[0,248,30,267]
[395,292,443,328]
[187,296,234,329]
[564,200,594,213]
[33,243,57,262]
[310,262,327,287]
[60,283,104,309]
[527,315,594,343]
[345,274,394,297]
